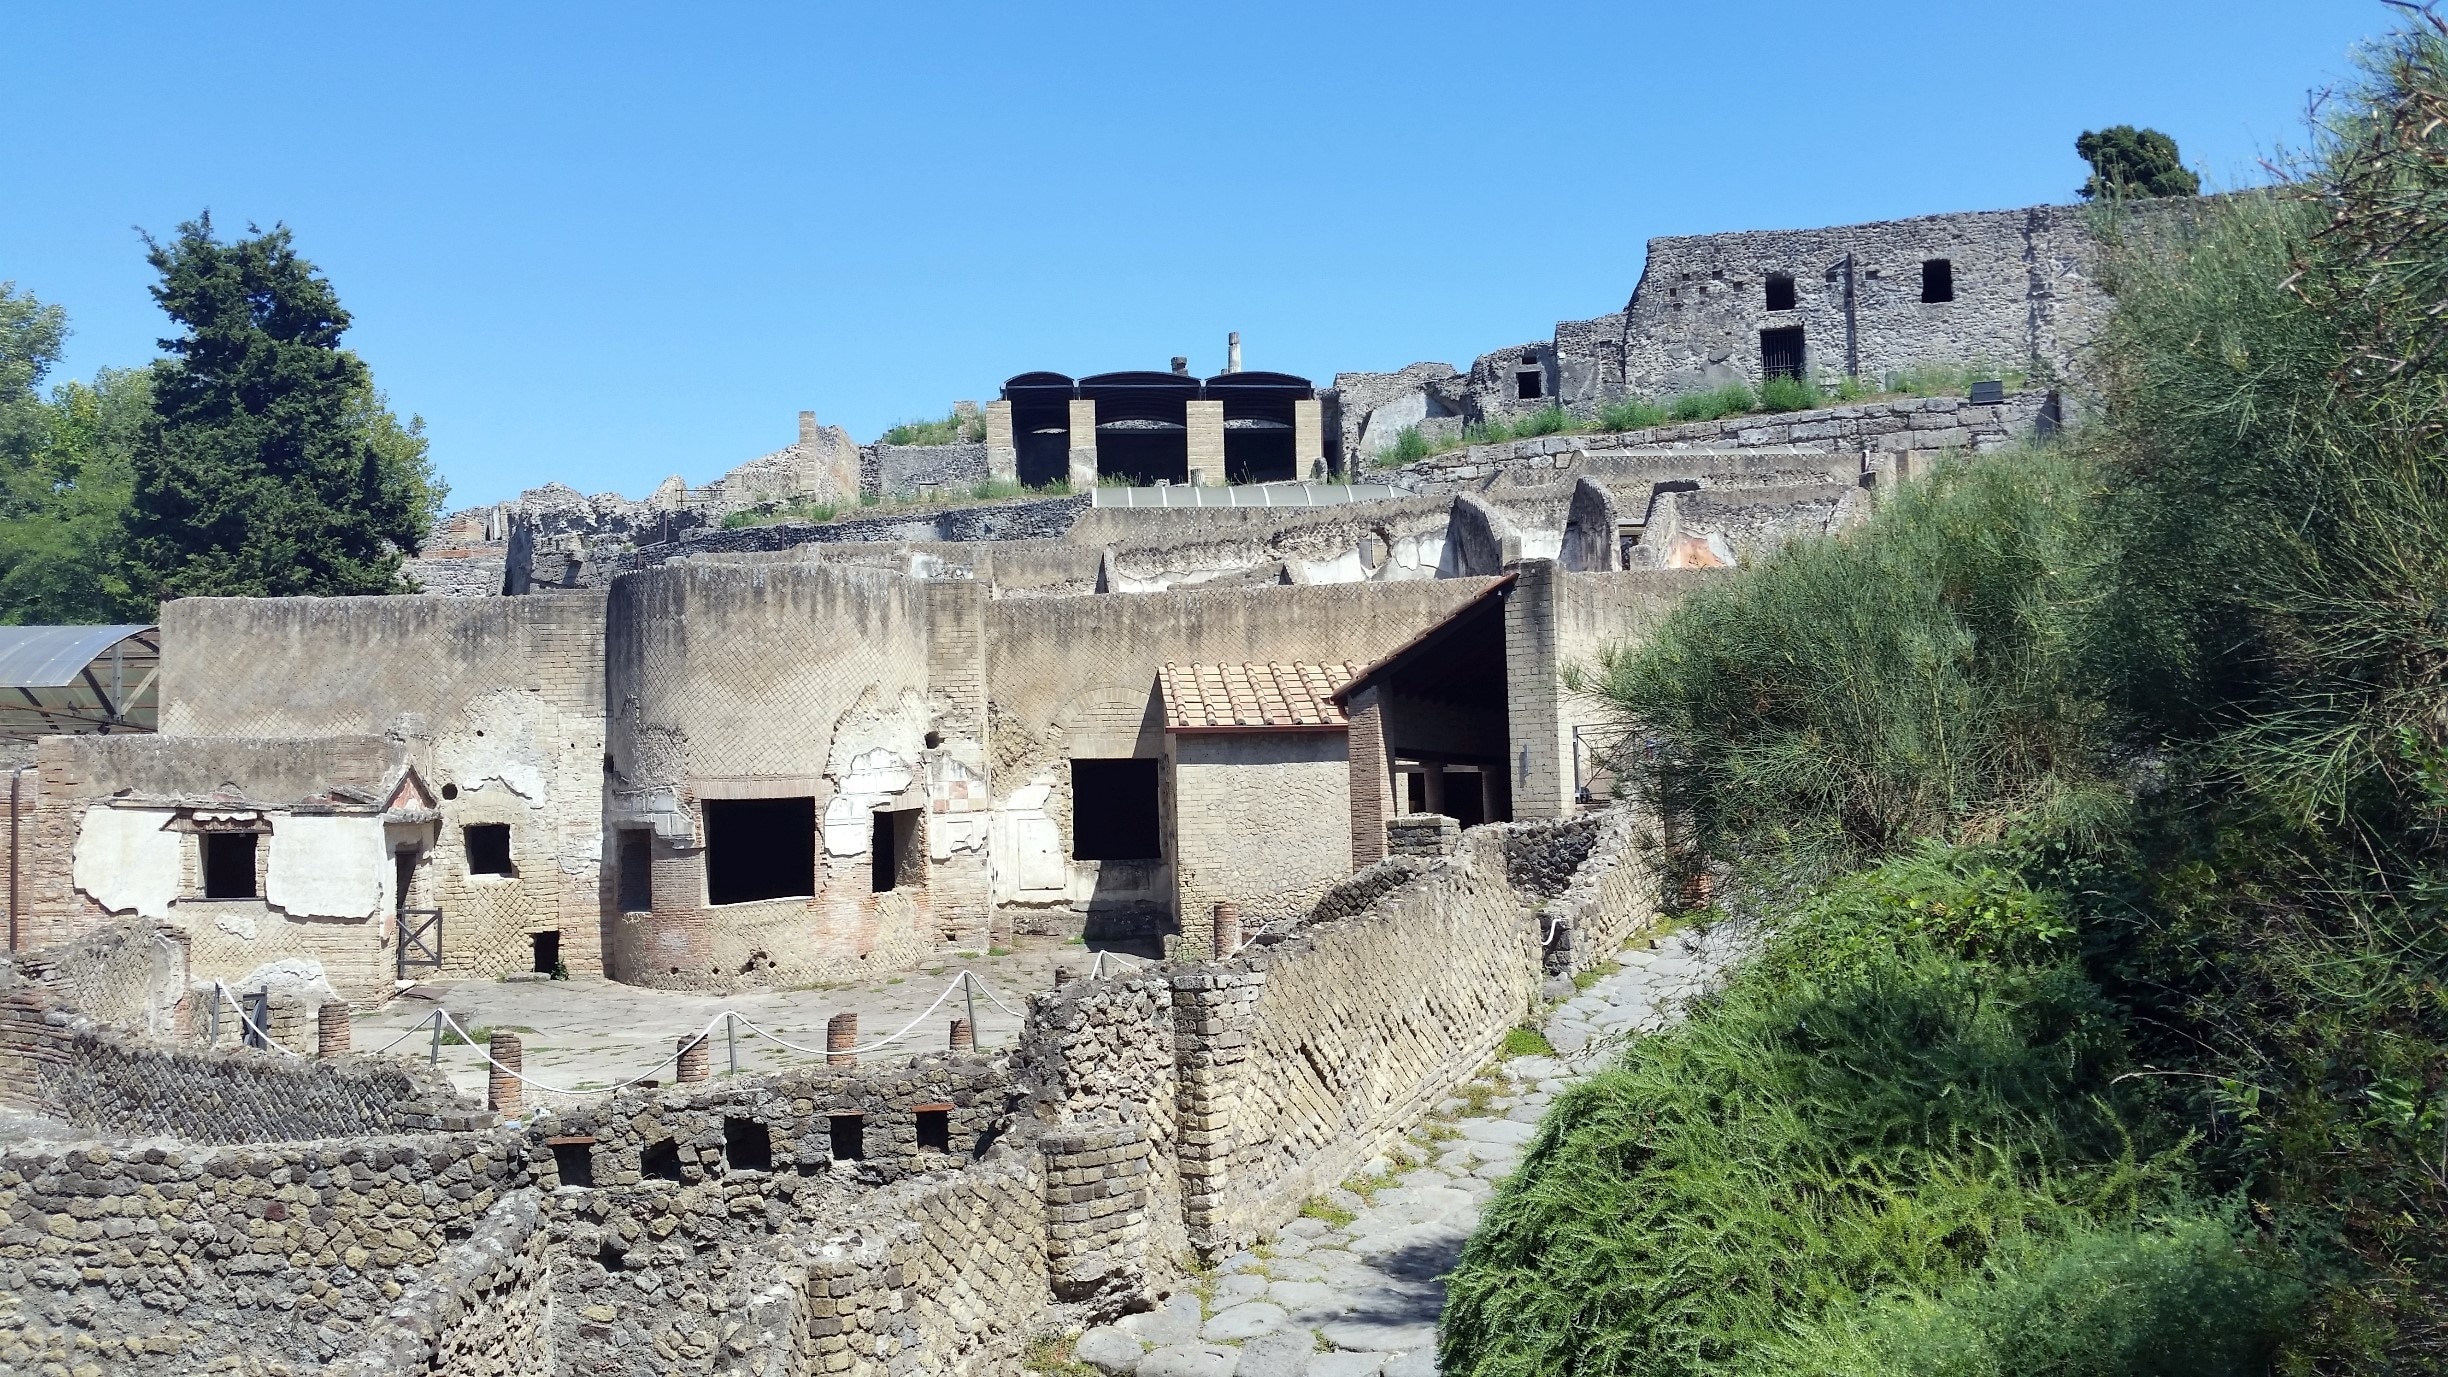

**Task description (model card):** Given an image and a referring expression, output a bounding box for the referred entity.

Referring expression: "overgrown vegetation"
[878,408,987,446]
[1446,19,2448,1373]
[721,476,1072,528]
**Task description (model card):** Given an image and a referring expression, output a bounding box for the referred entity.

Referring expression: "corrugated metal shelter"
[0,624,160,743]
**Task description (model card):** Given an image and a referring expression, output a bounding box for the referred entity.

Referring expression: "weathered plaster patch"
[266,814,390,920]
[71,807,182,920]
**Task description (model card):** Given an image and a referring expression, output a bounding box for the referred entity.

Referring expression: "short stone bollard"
[316,1001,352,1059]
[1051,967,1075,987]
[1213,902,1241,959]
[487,1031,523,1114]
[676,1032,710,1083]
[948,1017,974,1052]
[827,1012,858,1066]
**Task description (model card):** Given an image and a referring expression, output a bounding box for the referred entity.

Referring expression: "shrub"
[1757,375,1823,413]
[1378,426,1434,466]
[1511,405,1571,437]
[1598,398,1668,431]
[878,410,983,446]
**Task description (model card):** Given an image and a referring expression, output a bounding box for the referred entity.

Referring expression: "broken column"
[1212,902,1240,958]
[827,1013,858,1066]
[985,400,1017,484]
[676,1032,710,1083]
[1186,399,1225,487]
[948,1018,974,1052]
[1067,398,1099,490]
[316,1002,351,1059]
[488,1032,523,1113]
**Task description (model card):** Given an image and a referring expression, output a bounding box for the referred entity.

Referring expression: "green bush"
[1510,405,1571,437]
[1668,383,1756,422]
[1441,846,2162,1377]
[1757,375,1823,413]
[1378,426,1434,465]
[1598,398,1668,431]
[879,410,984,446]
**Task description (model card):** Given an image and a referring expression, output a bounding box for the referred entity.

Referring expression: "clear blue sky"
[0,2,2387,507]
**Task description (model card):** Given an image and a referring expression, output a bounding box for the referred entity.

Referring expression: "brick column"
[316,1002,351,1059]
[1067,398,1099,490]
[1503,558,1571,819]
[1185,400,1225,486]
[675,1031,710,1082]
[827,1012,858,1066]
[487,1031,523,1113]
[948,1017,974,1052]
[984,400,1017,485]
[1345,685,1393,868]
[1293,398,1324,479]
[1211,902,1240,958]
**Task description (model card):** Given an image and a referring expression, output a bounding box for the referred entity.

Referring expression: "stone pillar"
[827,1012,858,1066]
[1344,684,1393,869]
[316,1002,351,1059]
[1212,902,1240,958]
[798,410,819,446]
[1067,398,1099,490]
[1293,398,1324,479]
[948,1017,974,1052]
[1503,558,1570,818]
[1185,400,1225,486]
[488,1031,523,1113]
[1421,765,1447,816]
[984,400,1018,485]
[676,1032,710,1083]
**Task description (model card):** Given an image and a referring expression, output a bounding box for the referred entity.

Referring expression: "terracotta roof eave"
[1166,722,1351,734]
[1331,572,1518,705]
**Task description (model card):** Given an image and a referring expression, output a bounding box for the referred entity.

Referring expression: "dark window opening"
[203,833,257,900]
[828,1114,864,1161]
[916,1107,951,1153]
[530,930,560,974]
[703,797,815,905]
[1760,326,1806,381]
[724,1117,772,1173]
[551,1141,594,1188]
[393,849,416,912]
[1445,770,1487,829]
[1404,772,1427,814]
[1921,258,1954,303]
[1070,758,1161,860]
[1765,273,1797,311]
[641,1138,683,1181]
[1515,370,1544,400]
[465,823,513,877]
[617,831,652,913]
[870,809,920,893]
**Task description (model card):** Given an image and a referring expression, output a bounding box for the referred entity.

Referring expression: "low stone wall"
[592,493,1089,583]
[866,441,990,498]
[0,990,486,1142]
[1511,807,1662,974]
[0,918,186,1036]
[0,1130,525,1375]
[319,1190,552,1377]
[1382,389,2054,493]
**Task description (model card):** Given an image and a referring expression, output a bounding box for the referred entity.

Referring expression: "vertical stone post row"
[1185,400,1225,487]
[676,1031,709,1083]
[1503,558,1571,819]
[1170,966,1266,1255]
[827,1012,858,1066]
[984,399,1018,485]
[1293,397,1324,479]
[316,1001,351,1059]
[488,1031,523,1113]
[1067,398,1100,491]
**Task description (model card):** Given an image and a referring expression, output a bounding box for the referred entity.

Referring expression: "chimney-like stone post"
[487,1032,524,1113]
[316,1002,351,1059]
[826,1012,858,1066]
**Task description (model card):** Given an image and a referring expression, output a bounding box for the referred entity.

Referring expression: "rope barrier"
[209,981,305,1058]
[362,1009,441,1056]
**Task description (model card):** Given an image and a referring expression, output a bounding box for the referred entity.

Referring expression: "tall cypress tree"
[124,214,438,598]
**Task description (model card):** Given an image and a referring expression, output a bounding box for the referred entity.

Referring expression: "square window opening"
[1070,758,1161,861]
[1760,326,1806,381]
[870,808,922,893]
[202,832,258,900]
[1765,273,1797,311]
[1514,370,1544,400]
[724,1117,772,1173]
[464,823,513,877]
[828,1114,864,1161]
[703,797,815,905]
[530,930,560,975]
[641,1138,683,1181]
[1921,258,1954,303]
[916,1107,951,1153]
[551,1141,594,1188]
[617,830,653,913]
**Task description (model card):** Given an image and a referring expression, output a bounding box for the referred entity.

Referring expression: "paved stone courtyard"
[353,933,1128,1101]
[1056,919,1752,1377]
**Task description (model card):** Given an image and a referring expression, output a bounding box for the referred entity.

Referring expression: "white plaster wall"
[266,814,391,921]
[70,807,183,921]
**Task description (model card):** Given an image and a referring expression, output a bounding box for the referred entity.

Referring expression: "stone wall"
[1170,731,1352,951]
[0,918,186,1036]
[865,442,990,499]
[0,1130,525,1374]
[594,494,1090,584]
[319,1190,552,1377]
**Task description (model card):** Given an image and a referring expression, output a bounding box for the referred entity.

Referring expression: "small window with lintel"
[1921,258,1955,303]
[202,832,258,900]
[829,1113,865,1161]
[724,1116,772,1173]
[1515,370,1544,400]
[703,797,815,905]
[870,808,921,893]
[617,830,652,912]
[915,1104,952,1153]
[1765,273,1796,311]
[464,823,513,877]
[1070,758,1161,860]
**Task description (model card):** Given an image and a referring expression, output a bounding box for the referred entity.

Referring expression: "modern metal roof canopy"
[0,624,160,743]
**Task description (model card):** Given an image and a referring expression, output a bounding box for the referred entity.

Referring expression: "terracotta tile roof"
[1159,661,1360,731]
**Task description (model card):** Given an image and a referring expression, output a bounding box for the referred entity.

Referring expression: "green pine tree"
[2076,125,2202,199]
[124,215,445,599]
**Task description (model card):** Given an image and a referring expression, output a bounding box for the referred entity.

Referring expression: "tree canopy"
[2075,125,2201,199]
[121,214,445,601]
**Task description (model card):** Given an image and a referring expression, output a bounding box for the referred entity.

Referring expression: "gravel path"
[1059,920,1753,1377]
